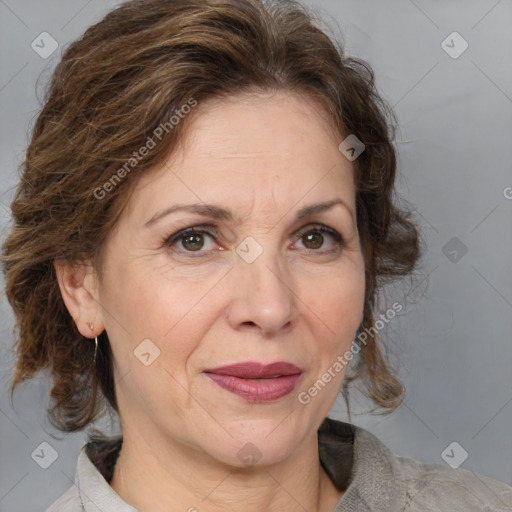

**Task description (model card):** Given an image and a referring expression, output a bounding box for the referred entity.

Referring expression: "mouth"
[204,361,303,403]
[204,361,302,378]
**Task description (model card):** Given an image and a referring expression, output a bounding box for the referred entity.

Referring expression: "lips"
[204,361,302,379]
[204,361,303,402]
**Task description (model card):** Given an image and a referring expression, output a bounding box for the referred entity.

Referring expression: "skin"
[55,90,366,512]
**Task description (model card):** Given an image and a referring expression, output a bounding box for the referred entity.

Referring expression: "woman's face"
[95,91,365,467]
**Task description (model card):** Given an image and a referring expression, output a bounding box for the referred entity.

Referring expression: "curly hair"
[1,0,422,433]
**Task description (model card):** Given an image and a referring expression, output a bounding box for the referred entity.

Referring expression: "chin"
[204,419,307,468]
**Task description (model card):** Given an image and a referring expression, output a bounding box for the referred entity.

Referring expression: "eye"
[163,225,220,255]
[293,225,344,253]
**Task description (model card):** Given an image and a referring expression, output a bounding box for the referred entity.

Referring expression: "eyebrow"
[144,198,354,228]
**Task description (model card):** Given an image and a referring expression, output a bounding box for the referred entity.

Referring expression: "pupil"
[183,234,203,251]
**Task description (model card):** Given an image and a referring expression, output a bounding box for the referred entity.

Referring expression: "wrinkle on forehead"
[126,90,354,231]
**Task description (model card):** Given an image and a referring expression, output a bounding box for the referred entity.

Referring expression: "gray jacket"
[46,417,512,511]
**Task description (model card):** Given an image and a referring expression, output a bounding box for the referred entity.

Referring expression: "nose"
[226,247,296,336]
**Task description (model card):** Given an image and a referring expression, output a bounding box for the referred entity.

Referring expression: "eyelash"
[162,223,344,257]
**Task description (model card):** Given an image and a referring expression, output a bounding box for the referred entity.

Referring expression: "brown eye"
[294,225,344,253]
[182,233,205,251]
[302,232,324,250]
[164,226,219,255]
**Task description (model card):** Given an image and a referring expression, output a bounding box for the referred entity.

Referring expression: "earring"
[88,322,98,364]
[93,336,98,365]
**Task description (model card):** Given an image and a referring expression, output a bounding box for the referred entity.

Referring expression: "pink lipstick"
[204,361,302,403]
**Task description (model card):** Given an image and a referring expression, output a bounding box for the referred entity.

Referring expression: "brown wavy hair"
[1,0,422,433]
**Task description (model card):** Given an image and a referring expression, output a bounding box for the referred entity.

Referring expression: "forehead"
[175,91,343,167]
[129,90,355,222]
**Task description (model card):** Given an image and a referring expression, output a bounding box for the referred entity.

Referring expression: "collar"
[75,441,137,511]
[319,417,408,510]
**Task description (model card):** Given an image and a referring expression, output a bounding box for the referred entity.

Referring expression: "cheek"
[296,269,364,412]
[102,254,187,332]
[97,257,201,377]
[306,264,365,338]
[103,268,205,408]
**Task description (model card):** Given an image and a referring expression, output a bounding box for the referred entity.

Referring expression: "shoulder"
[354,422,512,511]
[392,453,512,511]
[45,436,128,512]
[319,417,512,511]
[45,485,82,512]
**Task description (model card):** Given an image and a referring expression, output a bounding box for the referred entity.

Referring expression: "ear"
[53,259,105,338]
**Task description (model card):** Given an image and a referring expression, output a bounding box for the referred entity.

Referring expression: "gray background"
[1,0,511,510]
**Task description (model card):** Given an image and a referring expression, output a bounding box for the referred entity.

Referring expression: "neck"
[109,427,343,512]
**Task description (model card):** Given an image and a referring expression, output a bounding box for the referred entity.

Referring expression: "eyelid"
[295,224,343,240]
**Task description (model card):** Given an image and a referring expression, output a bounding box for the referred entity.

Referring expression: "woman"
[2,0,511,510]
